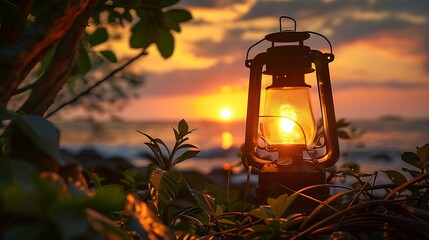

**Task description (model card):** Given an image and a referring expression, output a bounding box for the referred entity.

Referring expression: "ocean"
[54,118,429,183]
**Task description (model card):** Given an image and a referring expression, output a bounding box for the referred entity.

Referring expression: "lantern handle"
[304,31,334,55]
[279,16,297,31]
[245,32,333,65]
[245,38,264,67]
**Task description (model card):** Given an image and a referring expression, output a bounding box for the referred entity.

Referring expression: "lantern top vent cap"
[265,31,310,43]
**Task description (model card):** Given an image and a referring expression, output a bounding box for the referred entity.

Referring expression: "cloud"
[240,0,428,44]
[136,0,429,97]
[139,60,249,97]
[182,0,258,23]
[182,0,249,7]
[333,80,429,90]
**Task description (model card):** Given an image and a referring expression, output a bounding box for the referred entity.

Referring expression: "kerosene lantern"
[241,16,339,209]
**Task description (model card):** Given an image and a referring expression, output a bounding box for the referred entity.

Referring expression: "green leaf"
[215,204,224,216]
[130,14,157,49]
[15,115,64,165]
[148,164,182,213]
[156,29,174,58]
[337,130,351,139]
[144,142,165,168]
[38,46,56,76]
[87,28,108,46]
[99,50,117,63]
[416,143,429,168]
[177,143,198,150]
[165,9,192,23]
[87,184,126,211]
[138,130,165,167]
[173,150,199,166]
[401,152,421,169]
[402,167,421,178]
[218,218,236,225]
[81,165,103,190]
[267,194,296,218]
[163,19,181,32]
[168,206,203,226]
[250,208,271,220]
[336,118,351,128]
[164,9,192,32]
[382,170,408,184]
[281,213,307,230]
[189,187,216,217]
[178,119,189,136]
[153,138,169,154]
[203,182,227,204]
[173,128,180,141]
[75,49,91,76]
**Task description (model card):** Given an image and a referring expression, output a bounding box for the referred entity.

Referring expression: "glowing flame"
[278,105,302,143]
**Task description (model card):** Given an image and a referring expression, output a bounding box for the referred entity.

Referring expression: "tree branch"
[19,0,99,116]
[45,50,148,118]
[0,0,90,105]
[13,82,39,95]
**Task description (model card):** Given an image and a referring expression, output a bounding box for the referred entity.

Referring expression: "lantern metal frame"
[241,16,340,208]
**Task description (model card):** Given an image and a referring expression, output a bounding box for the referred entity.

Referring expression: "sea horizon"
[54,117,429,178]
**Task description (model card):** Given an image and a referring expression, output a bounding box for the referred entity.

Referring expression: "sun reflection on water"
[221,131,233,149]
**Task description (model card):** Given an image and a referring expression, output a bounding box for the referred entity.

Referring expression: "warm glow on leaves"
[125,194,175,240]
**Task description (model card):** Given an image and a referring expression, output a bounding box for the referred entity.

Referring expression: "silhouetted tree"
[0,0,191,117]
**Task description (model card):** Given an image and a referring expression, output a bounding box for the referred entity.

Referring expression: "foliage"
[138,119,199,171]
[2,108,429,239]
[0,110,129,239]
[136,120,256,238]
[0,0,192,118]
[246,194,304,239]
[137,120,199,218]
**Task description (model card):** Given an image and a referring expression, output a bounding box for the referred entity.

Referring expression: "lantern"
[242,16,340,209]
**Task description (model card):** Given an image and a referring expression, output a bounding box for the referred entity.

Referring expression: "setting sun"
[220,108,232,121]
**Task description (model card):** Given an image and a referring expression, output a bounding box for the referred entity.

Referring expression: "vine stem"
[384,171,429,200]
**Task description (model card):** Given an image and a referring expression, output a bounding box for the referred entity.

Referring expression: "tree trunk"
[0,0,90,106]
[19,0,99,116]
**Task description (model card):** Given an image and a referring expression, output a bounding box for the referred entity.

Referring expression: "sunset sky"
[112,0,428,122]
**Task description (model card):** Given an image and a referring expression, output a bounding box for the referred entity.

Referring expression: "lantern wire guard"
[242,16,340,210]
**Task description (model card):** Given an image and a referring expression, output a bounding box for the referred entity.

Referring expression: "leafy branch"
[137,119,199,171]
